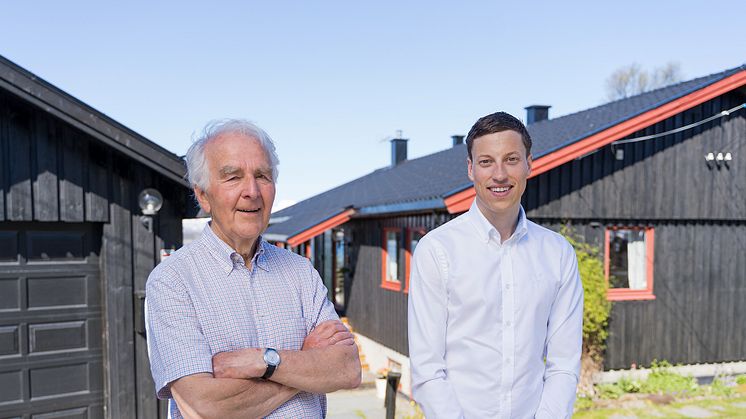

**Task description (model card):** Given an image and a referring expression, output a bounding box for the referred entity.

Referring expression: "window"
[332,229,346,309]
[605,227,655,301]
[404,228,426,293]
[381,228,402,291]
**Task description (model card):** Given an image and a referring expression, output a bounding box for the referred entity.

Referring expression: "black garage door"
[0,223,104,419]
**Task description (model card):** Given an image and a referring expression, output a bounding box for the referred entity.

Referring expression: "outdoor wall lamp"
[705,151,732,169]
[138,188,163,232]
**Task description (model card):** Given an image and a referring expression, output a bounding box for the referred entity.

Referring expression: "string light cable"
[612,102,746,145]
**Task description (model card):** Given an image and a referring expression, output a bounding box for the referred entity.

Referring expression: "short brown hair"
[465,112,532,160]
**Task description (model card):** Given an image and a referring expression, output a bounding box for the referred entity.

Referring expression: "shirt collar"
[467,201,528,245]
[199,223,270,274]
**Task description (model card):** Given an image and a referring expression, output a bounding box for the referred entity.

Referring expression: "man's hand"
[212,348,265,379]
[302,320,355,350]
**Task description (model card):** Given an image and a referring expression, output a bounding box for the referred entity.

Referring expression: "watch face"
[265,349,280,365]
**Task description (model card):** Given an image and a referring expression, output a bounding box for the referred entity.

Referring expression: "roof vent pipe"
[390,137,408,166]
[525,105,551,124]
[451,135,465,147]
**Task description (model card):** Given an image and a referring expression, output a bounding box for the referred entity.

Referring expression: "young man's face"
[467,130,532,225]
[195,133,276,250]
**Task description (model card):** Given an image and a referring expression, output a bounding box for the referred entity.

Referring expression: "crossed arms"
[171,320,361,419]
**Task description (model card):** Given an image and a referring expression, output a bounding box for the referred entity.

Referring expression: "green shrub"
[617,377,642,393]
[709,377,735,397]
[561,226,611,362]
[574,395,593,411]
[640,360,700,395]
[736,375,746,385]
[596,382,625,399]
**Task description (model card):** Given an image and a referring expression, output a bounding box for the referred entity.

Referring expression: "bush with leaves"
[640,360,700,395]
[561,226,611,362]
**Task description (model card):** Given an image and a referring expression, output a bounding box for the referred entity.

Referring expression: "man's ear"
[194,186,211,214]
[467,158,474,182]
[526,154,533,176]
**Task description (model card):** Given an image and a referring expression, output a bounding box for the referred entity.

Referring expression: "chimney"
[390,137,408,166]
[451,135,464,147]
[525,105,551,124]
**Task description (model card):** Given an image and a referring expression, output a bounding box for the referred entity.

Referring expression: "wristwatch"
[261,348,281,379]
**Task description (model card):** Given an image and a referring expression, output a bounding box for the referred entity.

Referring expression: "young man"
[146,119,361,418]
[408,112,583,418]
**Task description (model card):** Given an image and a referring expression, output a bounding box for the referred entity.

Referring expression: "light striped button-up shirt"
[146,224,338,418]
[408,202,583,419]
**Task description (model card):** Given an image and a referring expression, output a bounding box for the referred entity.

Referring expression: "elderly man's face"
[195,133,276,251]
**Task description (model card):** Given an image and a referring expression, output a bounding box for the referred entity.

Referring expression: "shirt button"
[505,358,512,364]
[505,283,511,290]
[505,321,512,327]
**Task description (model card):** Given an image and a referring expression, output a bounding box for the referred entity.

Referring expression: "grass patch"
[576,360,746,416]
[574,395,746,418]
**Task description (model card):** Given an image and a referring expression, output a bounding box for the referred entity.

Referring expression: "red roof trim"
[444,70,746,214]
[286,209,354,247]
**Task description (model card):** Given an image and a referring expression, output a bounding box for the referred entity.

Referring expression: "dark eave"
[0,55,188,187]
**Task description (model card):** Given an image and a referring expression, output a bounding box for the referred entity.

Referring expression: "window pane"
[609,229,646,289]
[386,231,399,282]
[410,230,424,255]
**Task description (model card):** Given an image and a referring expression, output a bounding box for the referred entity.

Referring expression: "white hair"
[185,119,280,192]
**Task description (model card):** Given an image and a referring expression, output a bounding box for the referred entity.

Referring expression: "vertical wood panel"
[60,128,85,222]
[6,108,33,220]
[32,114,59,221]
[101,166,136,419]
[0,98,6,221]
[132,169,157,419]
[86,142,110,222]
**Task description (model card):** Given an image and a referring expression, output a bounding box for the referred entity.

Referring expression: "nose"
[491,162,509,183]
[240,176,260,199]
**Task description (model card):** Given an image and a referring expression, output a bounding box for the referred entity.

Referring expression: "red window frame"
[404,227,427,294]
[381,227,402,291]
[605,226,655,301]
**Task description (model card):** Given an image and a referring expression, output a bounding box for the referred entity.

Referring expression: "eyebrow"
[218,166,242,177]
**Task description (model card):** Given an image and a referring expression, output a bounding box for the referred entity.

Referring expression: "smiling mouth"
[489,186,512,193]
[237,208,261,213]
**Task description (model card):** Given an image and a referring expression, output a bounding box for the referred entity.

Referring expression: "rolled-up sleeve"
[145,266,213,399]
[408,238,465,419]
[535,242,584,418]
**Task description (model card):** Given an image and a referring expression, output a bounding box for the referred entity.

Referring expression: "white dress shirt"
[408,202,583,419]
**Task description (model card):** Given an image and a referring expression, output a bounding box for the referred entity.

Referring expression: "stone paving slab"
[327,387,418,418]
[677,405,716,418]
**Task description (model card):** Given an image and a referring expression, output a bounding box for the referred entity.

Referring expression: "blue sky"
[1,1,743,210]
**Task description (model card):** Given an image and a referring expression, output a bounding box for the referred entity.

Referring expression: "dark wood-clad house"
[266,64,746,392]
[0,56,193,418]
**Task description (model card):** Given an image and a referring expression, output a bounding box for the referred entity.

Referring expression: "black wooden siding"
[345,213,453,355]
[538,220,746,369]
[525,91,746,220]
[344,90,746,369]
[0,88,188,418]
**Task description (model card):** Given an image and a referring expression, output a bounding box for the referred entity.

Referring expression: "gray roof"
[266,65,745,240]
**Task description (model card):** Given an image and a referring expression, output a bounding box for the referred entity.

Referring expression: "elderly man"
[146,119,361,418]
[408,112,583,418]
